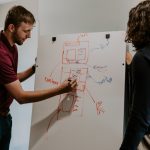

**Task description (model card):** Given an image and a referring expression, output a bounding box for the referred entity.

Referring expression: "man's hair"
[4,5,35,30]
[125,0,150,50]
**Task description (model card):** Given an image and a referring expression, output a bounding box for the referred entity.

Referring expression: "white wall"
[38,0,133,36]
[0,0,38,150]
[132,0,143,6]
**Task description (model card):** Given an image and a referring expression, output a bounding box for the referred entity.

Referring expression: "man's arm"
[17,65,35,82]
[4,79,77,104]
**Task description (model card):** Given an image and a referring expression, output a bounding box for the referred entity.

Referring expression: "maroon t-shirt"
[0,31,18,112]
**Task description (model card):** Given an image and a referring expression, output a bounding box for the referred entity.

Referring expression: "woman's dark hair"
[4,5,35,30]
[125,0,150,50]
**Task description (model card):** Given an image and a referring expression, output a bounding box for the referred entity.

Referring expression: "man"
[0,5,77,150]
[120,0,150,149]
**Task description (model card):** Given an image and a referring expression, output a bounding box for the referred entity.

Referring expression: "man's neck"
[3,30,14,46]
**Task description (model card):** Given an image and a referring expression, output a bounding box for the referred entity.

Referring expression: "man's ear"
[8,24,15,32]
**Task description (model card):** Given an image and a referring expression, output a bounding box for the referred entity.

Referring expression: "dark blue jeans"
[120,112,150,150]
[0,114,12,150]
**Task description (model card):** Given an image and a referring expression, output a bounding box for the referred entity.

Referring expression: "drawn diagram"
[45,33,113,130]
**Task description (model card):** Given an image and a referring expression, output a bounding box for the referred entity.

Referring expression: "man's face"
[12,22,33,45]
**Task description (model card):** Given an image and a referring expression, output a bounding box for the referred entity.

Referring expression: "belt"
[0,111,10,117]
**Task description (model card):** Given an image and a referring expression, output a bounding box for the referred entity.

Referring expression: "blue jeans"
[120,112,150,150]
[0,114,12,150]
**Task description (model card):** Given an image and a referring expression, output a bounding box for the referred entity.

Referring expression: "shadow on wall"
[29,93,76,149]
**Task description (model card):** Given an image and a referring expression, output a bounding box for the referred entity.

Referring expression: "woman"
[120,0,150,149]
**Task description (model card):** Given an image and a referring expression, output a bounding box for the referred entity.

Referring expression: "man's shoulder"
[0,40,8,54]
[0,43,9,64]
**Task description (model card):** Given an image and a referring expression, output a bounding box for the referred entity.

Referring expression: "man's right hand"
[58,78,77,94]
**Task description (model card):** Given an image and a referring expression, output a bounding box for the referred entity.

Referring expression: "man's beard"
[12,31,23,45]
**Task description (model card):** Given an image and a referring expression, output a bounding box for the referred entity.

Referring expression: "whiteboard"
[29,31,126,150]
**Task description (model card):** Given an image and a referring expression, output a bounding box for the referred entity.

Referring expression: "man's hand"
[58,78,77,94]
